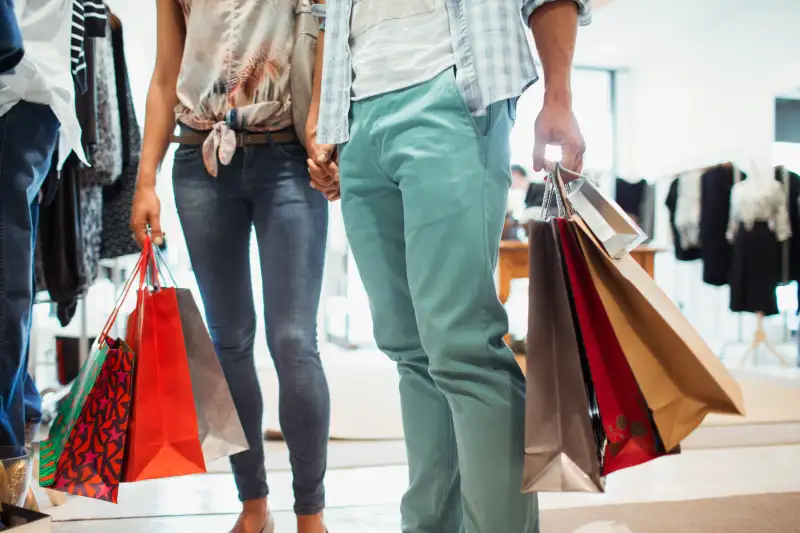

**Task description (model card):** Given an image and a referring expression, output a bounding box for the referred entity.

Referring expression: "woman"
[130,2,330,532]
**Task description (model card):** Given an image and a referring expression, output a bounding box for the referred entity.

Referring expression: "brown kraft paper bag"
[570,217,745,450]
[524,220,604,493]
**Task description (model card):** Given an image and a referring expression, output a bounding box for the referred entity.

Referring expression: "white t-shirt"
[349,0,455,101]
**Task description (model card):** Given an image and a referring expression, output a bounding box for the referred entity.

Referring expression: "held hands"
[130,180,163,249]
[305,119,340,202]
[532,94,586,176]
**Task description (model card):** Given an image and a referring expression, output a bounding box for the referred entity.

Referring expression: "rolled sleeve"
[522,0,592,26]
[311,3,326,30]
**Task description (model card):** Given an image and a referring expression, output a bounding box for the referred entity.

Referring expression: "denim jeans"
[0,102,59,455]
[172,137,330,514]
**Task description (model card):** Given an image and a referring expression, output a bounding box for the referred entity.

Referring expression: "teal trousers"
[339,70,538,533]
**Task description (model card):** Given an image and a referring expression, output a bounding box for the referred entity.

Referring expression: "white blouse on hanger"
[726,178,792,242]
[674,169,703,248]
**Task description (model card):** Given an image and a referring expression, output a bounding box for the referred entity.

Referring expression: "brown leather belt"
[170,129,299,147]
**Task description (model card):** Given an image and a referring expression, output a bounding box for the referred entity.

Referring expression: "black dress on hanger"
[700,165,745,286]
[728,179,790,316]
[615,178,647,223]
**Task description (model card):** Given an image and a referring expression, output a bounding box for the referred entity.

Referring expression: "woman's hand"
[130,182,163,248]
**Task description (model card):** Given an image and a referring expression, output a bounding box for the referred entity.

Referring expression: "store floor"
[42,443,800,532]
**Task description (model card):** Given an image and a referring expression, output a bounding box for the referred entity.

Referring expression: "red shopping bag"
[557,218,665,475]
[122,239,205,482]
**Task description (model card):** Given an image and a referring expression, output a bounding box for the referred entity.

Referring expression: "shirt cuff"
[523,0,592,27]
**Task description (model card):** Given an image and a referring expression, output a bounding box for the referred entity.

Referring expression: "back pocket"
[350,0,436,38]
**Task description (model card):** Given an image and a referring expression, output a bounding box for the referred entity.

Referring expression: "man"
[308,1,590,531]
[0,0,87,457]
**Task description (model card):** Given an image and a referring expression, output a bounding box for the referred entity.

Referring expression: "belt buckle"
[235,132,246,147]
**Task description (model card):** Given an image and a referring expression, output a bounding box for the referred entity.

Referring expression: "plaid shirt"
[315,0,591,145]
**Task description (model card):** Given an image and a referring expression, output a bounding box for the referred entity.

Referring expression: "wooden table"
[500,240,665,364]
[498,241,664,305]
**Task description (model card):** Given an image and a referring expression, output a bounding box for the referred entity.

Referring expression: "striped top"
[71,0,107,93]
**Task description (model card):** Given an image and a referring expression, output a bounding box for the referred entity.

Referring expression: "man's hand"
[306,120,341,201]
[528,1,584,175]
[533,97,585,174]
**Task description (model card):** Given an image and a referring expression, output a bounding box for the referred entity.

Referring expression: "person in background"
[129,1,330,532]
[0,0,87,459]
[512,164,530,191]
[308,0,590,531]
[509,164,532,217]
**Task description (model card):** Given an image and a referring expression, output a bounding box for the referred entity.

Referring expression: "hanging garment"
[664,178,701,261]
[71,0,108,93]
[699,165,744,286]
[37,156,88,326]
[614,178,647,225]
[638,182,656,241]
[726,178,791,244]
[727,178,791,317]
[729,222,781,316]
[78,182,103,282]
[780,167,800,281]
[100,21,141,260]
[674,169,703,249]
[78,21,122,187]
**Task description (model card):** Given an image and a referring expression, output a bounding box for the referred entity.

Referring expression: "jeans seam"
[0,105,13,342]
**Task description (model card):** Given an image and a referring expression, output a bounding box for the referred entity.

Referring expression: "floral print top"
[175,0,296,173]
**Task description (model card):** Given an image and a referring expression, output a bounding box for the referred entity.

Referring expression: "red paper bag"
[557,218,665,475]
[122,242,205,482]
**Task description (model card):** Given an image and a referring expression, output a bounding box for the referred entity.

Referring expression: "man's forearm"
[529,1,579,106]
[308,0,325,136]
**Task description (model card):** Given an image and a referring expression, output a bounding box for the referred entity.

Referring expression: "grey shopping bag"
[176,289,249,463]
[523,219,604,493]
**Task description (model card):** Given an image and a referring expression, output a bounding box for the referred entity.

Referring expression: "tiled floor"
[43,443,800,532]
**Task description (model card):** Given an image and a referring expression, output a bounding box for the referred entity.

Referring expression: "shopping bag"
[557,218,668,475]
[523,219,604,493]
[40,252,146,501]
[572,216,746,450]
[175,288,248,463]
[547,165,646,258]
[49,340,134,502]
[123,240,205,481]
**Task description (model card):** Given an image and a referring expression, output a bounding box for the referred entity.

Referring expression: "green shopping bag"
[39,343,110,486]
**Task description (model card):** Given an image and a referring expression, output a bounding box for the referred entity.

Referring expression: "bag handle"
[541,163,578,219]
[98,242,151,344]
